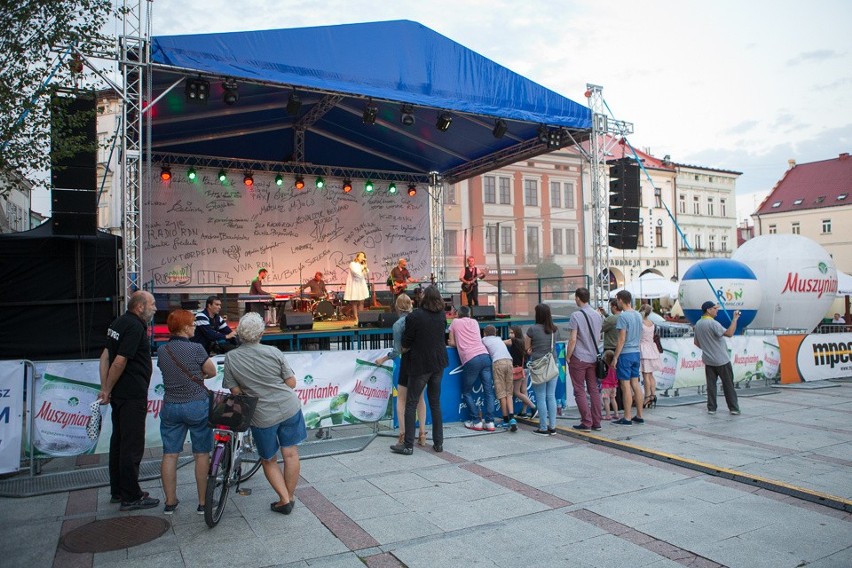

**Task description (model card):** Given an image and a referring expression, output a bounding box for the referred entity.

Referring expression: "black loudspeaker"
[471,305,497,321]
[608,221,640,249]
[279,311,313,330]
[358,311,382,328]
[51,94,98,235]
[378,312,399,328]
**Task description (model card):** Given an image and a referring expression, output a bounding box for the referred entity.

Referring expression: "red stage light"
[342,179,352,193]
[295,175,305,190]
[243,173,254,187]
[160,166,171,181]
[584,89,592,98]
[407,184,417,197]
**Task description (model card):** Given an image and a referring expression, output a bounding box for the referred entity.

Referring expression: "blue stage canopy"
[149,20,591,183]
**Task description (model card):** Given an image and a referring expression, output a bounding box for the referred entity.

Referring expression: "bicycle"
[204,392,260,528]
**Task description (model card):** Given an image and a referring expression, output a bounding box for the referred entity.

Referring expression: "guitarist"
[460,256,485,306]
[390,258,415,309]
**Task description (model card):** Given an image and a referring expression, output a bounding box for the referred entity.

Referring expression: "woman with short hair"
[157,309,217,515]
[223,312,306,515]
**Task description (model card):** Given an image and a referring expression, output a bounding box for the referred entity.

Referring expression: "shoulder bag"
[653,325,664,353]
[579,310,607,380]
[527,332,558,385]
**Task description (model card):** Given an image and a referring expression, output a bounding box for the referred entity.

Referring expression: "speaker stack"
[51,94,98,235]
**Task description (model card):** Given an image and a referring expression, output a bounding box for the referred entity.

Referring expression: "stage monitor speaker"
[471,305,497,321]
[52,211,97,235]
[358,310,382,328]
[279,311,313,330]
[51,94,97,192]
[378,312,399,328]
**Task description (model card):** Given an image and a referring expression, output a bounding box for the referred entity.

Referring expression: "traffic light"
[608,158,640,249]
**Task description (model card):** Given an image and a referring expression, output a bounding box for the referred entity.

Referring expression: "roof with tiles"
[755,153,852,215]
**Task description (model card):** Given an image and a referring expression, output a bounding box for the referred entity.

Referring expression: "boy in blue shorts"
[611,290,644,425]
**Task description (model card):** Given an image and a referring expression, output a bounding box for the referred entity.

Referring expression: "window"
[707,197,715,216]
[526,227,540,263]
[709,234,715,251]
[550,181,561,208]
[838,193,848,201]
[771,201,782,208]
[654,189,662,209]
[768,224,777,234]
[721,235,728,252]
[498,177,511,204]
[6,202,24,231]
[483,176,496,204]
[695,234,703,250]
[564,183,575,209]
[637,225,644,248]
[793,198,803,205]
[444,230,458,255]
[485,225,498,254]
[694,174,699,181]
[500,225,513,254]
[552,228,563,255]
[524,179,538,206]
[679,194,686,214]
[566,228,576,254]
[681,233,689,250]
[791,222,800,235]
[655,226,663,247]
[822,219,832,233]
[720,198,727,217]
[444,185,456,205]
[693,196,700,214]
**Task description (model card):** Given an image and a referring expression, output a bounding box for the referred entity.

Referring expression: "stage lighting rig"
[222,79,239,105]
[185,77,210,104]
[243,173,254,187]
[388,183,397,195]
[362,100,378,125]
[342,179,353,193]
[287,91,302,116]
[407,184,417,197]
[315,176,325,189]
[436,112,452,132]
[187,167,197,181]
[492,118,508,138]
[160,166,171,181]
[295,175,305,190]
[365,180,374,193]
[218,169,227,183]
[400,104,415,126]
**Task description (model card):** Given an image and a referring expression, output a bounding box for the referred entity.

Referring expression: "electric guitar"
[461,271,486,294]
[392,280,410,294]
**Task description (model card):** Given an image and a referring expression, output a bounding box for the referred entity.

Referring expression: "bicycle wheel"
[204,440,232,528]
[238,430,262,483]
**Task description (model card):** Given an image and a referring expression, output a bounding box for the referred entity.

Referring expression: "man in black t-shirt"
[98,290,160,511]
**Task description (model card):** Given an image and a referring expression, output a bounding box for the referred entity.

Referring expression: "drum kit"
[291,292,350,321]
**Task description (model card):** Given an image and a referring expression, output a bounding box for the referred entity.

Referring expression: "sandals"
[643,396,657,409]
[417,431,428,446]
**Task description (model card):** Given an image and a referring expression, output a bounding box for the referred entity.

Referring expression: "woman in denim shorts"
[157,309,217,514]
[223,312,307,515]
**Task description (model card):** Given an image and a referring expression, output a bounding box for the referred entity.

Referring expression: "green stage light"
[218,169,227,183]
[365,180,374,193]
[275,173,283,186]
[315,176,324,189]
[187,167,197,181]
[388,182,397,195]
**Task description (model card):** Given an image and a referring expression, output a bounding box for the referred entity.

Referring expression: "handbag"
[579,310,607,379]
[527,333,558,384]
[512,366,525,381]
[653,326,664,353]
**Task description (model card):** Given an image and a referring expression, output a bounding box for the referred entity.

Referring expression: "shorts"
[160,398,212,454]
[251,409,308,460]
[492,359,513,399]
[616,352,641,381]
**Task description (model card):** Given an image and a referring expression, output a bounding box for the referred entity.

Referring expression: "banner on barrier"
[0,361,25,474]
[32,349,392,458]
[778,332,852,383]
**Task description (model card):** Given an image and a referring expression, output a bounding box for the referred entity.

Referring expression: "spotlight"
[407,184,417,197]
[315,176,324,189]
[342,179,353,193]
[365,180,374,193]
[185,77,210,104]
[436,112,452,132]
[388,182,397,195]
[274,174,283,187]
[546,128,562,149]
[295,175,305,190]
[492,118,508,138]
[287,91,301,116]
[218,169,227,183]
[400,104,415,126]
[362,100,378,125]
[160,166,171,181]
[537,124,549,144]
[222,79,239,105]
[187,167,197,181]
[243,172,254,187]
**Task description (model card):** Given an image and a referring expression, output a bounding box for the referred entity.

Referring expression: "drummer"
[299,272,328,300]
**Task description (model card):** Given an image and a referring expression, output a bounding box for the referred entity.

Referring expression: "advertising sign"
[0,361,25,474]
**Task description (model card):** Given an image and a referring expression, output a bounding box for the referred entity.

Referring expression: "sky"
[36,0,849,218]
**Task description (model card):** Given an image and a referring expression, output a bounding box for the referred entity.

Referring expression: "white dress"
[344,261,369,301]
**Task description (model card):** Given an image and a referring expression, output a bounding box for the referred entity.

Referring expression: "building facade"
[0,171,35,233]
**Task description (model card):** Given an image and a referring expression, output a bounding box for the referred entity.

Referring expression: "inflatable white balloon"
[732,235,838,330]
[679,259,762,333]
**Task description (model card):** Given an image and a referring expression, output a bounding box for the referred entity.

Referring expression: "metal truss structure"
[428,172,445,284]
[585,84,633,306]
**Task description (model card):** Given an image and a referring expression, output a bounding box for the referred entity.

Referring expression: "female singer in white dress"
[344,251,370,323]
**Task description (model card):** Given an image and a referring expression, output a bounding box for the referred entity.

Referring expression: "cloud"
[816,76,852,90]
[787,49,843,66]
[725,120,759,135]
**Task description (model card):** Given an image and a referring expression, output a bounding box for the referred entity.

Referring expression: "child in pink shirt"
[600,350,618,420]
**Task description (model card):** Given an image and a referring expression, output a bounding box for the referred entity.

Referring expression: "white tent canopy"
[609,273,679,301]
[837,271,852,295]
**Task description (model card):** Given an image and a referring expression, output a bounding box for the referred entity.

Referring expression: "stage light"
[342,179,353,193]
[388,182,397,195]
[365,179,374,193]
[362,100,378,125]
[243,172,254,187]
[185,77,210,104]
[492,118,508,138]
[400,104,415,126]
[436,112,452,132]
[223,79,239,105]
[315,176,325,189]
[160,166,171,181]
[295,175,305,190]
[218,169,227,183]
[275,173,284,186]
[287,91,301,116]
[187,167,197,181]
[537,124,549,144]
[407,184,417,197]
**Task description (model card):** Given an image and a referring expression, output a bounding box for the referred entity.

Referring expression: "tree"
[0,1,114,195]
